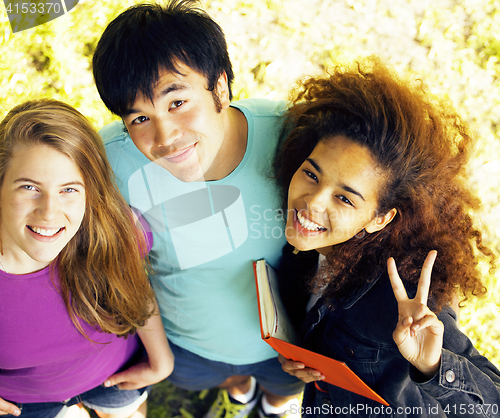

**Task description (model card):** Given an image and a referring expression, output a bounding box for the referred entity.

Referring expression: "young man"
[92,1,304,417]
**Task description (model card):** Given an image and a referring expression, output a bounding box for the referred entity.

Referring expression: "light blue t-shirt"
[101,99,288,364]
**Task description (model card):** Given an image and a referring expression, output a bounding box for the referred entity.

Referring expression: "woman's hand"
[278,354,325,383]
[387,250,444,379]
[104,354,173,390]
[0,397,20,416]
[105,300,174,390]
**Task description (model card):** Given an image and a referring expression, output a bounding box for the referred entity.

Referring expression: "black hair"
[92,0,234,116]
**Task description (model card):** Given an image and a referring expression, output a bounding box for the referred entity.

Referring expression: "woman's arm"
[104,300,174,390]
[412,307,500,416]
[389,252,500,415]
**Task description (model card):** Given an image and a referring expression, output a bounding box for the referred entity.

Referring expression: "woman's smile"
[286,135,392,255]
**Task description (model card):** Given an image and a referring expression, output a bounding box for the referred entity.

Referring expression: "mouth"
[27,226,64,237]
[162,144,197,164]
[296,210,327,232]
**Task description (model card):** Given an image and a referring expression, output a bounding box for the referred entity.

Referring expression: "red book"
[254,259,389,406]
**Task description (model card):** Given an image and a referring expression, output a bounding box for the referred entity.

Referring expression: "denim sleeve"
[412,307,500,417]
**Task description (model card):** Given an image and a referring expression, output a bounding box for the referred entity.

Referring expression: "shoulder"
[100,120,132,165]
[231,98,288,118]
[98,121,151,199]
[131,208,154,254]
[233,99,288,152]
[99,120,148,165]
[100,120,129,145]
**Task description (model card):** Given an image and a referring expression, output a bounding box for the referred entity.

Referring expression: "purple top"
[0,223,153,403]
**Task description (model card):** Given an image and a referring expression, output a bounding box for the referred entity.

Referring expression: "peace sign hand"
[387,251,444,379]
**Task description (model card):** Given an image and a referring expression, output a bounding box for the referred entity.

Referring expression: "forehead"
[313,136,385,200]
[314,136,376,167]
[159,62,205,84]
[155,63,209,93]
[128,63,210,111]
[7,144,78,173]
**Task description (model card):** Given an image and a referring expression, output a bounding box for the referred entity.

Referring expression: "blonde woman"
[0,100,173,418]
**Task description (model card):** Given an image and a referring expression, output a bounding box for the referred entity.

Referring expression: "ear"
[365,208,397,234]
[215,71,230,110]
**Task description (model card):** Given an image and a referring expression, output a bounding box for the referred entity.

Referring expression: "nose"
[304,188,329,213]
[155,118,182,148]
[37,193,60,222]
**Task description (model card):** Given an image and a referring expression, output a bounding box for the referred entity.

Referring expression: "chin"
[153,160,203,182]
[171,169,204,182]
[286,239,313,252]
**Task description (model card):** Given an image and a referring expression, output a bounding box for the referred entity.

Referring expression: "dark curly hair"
[275,58,495,312]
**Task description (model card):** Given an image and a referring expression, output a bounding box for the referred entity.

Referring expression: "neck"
[0,249,50,275]
[316,247,334,256]
[203,106,248,181]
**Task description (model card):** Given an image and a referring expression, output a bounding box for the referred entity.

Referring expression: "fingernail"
[104,380,111,387]
[14,410,21,416]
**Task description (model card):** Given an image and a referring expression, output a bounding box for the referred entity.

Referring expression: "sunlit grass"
[1,0,499,415]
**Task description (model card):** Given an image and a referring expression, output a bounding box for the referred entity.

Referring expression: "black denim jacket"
[300,273,500,417]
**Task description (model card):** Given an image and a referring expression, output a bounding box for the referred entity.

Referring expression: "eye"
[338,195,354,207]
[21,184,38,192]
[303,169,318,182]
[131,115,149,125]
[170,100,185,109]
[61,187,78,193]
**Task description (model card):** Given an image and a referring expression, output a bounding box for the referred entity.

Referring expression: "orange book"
[253,259,389,406]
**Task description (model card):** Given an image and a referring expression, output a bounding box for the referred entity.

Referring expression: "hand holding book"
[278,354,325,383]
[254,259,389,406]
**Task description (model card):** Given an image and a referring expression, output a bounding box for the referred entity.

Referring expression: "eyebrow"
[306,158,321,173]
[306,158,365,201]
[159,82,188,97]
[341,184,365,201]
[14,178,85,188]
[123,82,189,116]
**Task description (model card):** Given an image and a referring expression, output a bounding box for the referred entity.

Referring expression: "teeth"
[297,211,325,231]
[30,226,61,237]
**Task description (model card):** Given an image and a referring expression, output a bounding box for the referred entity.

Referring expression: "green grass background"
[1,1,499,416]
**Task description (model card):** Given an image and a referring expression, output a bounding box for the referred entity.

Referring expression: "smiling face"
[0,144,86,274]
[122,62,238,182]
[286,136,396,255]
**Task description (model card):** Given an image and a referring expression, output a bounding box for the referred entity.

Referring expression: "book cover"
[254,259,389,406]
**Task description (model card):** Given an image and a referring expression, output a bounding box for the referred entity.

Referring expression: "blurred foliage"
[1,0,499,415]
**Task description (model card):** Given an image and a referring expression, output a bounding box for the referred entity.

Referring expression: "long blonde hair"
[0,99,155,336]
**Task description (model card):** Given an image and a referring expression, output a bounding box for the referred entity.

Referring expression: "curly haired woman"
[275,59,500,417]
